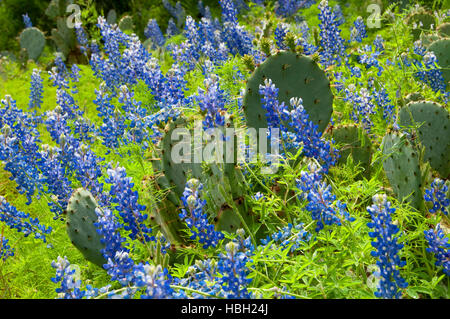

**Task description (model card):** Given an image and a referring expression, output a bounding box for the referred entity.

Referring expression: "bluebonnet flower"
[217,240,253,298]
[259,79,338,172]
[367,194,408,299]
[297,166,354,232]
[145,19,165,48]
[333,4,345,25]
[74,22,89,55]
[350,16,367,43]
[28,69,43,110]
[358,45,384,76]
[220,0,254,57]
[163,0,185,26]
[261,222,311,253]
[424,224,450,276]
[252,192,265,201]
[51,256,86,299]
[0,196,52,243]
[275,0,316,17]
[0,237,14,261]
[413,52,447,93]
[180,179,224,249]
[22,13,32,28]
[318,0,346,67]
[0,96,43,204]
[373,86,395,123]
[197,74,227,130]
[424,178,449,215]
[373,35,385,53]
[275,23,290,50]
[166,18,179,37]
[105,165,153,242]
[413,40,426,56]
[344,84,376,133]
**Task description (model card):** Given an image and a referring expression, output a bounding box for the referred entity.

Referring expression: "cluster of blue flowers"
[259,79,338,172]
[163,0,185,26]
[180,179,225,249]
[297,165,354,232]
[28,69,43,110]
[350,16,367,43]
[318,0,346,67]
[22,13,32,28]
[260,222,311,253]
[424,225,449,276]
[0,237,14,261]
[367,194,408,299]
[0,196,52,243]
[197,74,228,130]
[424,178,449,215]
[144,19,166,48]
[275,0,316,18]
[344,84,376,132]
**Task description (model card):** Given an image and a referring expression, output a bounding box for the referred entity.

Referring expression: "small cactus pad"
[437,23,450,37]
[107,9,117,25]
[153,118,202,206]
[420,33,441,48]
[407,12,436,40]
[66,188,106,268]
[399,101,450,179]
[382,131,423,210]
[119,16,134,32]
[328,125,372,178]
[427,38,450,86]
[404,92,424,104]
[243,51,333,134]
[19,27,45,61]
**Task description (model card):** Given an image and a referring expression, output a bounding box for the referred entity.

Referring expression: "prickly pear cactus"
[19,27,45,61]
[328,125,372,179]
[382,131,424,211]
[107,9,118,25]
[51,17,77,60]
[427,38,450,86]
[399,101,450,179]
[152,118,202,206]
[420,33,441,48]
[66,188,106,268]
[437,23,450,37]
[243,51,333,134]
[404,92,424,104]
[407,10,436,40]
[119,16,134,32]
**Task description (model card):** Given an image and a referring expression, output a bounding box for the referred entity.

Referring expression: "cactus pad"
[19,27,45,61]
[404,92,424,104]
[382,131,423,211]
[437,23,450,37]
[328,125,372,178]
[407,11,436,40]
[66,188,106,268]
[399,101,450,179]
[243,51,333,134]
[119,16,134,32]
[153,118,202,206]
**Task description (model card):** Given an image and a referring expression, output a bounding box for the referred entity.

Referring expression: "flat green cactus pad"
[437,23,450,37]
[66,188,106,268]
[407,12,436,40]
[399,101,450,179]
[119,16,134,32]
[404,92,424,105]
[243,51,333,134]
[382,131,423,211]
[19,28,45,61]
